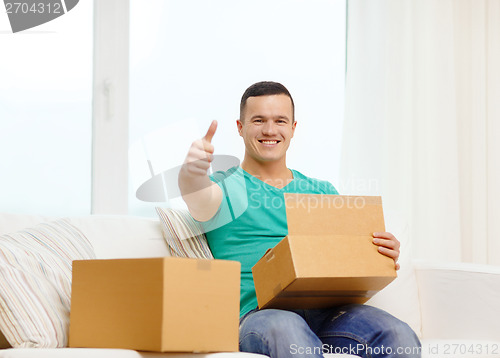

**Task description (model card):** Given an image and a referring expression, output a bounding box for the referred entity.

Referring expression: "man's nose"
[262,121,277,135]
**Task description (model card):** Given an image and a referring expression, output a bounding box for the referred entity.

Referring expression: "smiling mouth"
[258,140,280,144]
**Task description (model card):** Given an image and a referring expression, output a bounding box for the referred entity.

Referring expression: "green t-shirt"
[202,166,338,317]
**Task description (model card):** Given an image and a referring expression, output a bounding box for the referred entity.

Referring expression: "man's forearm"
[179,120,222,221]
[178,165,222,222]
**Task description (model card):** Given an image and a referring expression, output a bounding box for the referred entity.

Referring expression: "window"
[0,2,93,215]
[129,0,346,216]
[0,1,345,216]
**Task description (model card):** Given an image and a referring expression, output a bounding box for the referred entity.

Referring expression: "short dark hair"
[239,81,295,121]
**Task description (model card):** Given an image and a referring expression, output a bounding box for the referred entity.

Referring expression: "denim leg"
[239,309,324,358]
[308,304,422,358]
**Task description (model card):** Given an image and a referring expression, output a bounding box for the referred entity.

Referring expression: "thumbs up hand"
[203,120,217,144]
[179,120,223,221]
[183,120,218,176]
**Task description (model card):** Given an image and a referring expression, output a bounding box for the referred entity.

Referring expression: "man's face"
[237,94,296,164]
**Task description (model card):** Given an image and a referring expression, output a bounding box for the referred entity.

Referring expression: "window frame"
[92,0,130,214]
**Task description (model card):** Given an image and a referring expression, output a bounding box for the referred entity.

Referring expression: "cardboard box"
[252,194,397,310]
[69,257,240,352]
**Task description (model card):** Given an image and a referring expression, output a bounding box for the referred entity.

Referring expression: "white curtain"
[341,0,500,264]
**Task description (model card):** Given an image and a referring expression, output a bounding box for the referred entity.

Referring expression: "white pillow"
[156,208,213,259]
[67,215,169,259]
[0,219,95,347]
[0,212,56,235]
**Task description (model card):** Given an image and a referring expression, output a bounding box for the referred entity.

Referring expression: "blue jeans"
[239,304,421,358]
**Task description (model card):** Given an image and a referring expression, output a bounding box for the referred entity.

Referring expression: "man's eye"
[254,119,263,123]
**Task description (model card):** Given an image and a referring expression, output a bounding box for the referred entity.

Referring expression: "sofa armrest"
[414,261,500,340]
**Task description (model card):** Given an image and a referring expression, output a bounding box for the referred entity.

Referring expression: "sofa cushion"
[415,262,500,341]
[0,212,56,236]
[67,216,169,259]
[0,219,95,348]
[155,208,213,259]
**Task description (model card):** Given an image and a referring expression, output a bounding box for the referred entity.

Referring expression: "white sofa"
[0,212,499,358]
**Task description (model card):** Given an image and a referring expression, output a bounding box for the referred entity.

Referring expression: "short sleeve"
[324,181,339,195]
[199,168,248,233]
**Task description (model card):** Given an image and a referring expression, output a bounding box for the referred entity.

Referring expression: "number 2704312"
[5,2,62,14]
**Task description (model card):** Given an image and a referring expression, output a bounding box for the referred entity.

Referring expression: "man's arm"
[178,120,223,222]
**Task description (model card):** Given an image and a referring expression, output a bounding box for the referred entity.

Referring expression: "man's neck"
[241,157,293,188]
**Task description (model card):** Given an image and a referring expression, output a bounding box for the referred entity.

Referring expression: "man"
[179,81,421,357]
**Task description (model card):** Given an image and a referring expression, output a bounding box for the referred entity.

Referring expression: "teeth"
[260,140,278,144]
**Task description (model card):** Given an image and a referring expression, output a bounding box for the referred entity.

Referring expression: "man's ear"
[291,120,297,138]
[236,119,243,137]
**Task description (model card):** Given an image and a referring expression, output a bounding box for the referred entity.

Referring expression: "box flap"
[284,194,385,236]
[287,235,395,277]
[252,237,297,309]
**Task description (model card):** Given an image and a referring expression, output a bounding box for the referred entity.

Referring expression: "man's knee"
[353,305,419,344]
[320,304,421,356]
[240,309,309,339]
[239,309,322,357]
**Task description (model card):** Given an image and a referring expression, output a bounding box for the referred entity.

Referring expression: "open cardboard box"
[252,194,397,310]
[70,257,240,352]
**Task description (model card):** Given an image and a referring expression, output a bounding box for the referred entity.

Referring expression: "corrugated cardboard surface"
[70,257,240,352]
[252,194,397,309]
